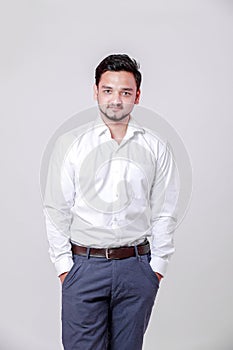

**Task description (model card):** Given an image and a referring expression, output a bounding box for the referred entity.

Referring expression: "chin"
[110,115,128,122]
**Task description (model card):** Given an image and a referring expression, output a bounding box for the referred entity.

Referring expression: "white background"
[0,0,233,349]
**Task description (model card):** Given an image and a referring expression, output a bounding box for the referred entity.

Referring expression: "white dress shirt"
[43,114,180,277]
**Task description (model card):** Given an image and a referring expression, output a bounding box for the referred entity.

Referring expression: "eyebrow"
[101,85,134,91]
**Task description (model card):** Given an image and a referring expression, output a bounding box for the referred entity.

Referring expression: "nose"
[110,92,122,105]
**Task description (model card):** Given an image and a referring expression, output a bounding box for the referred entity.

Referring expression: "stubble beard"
[98,104,133,123]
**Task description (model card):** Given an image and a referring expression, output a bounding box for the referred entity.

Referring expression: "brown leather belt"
[71,240,150,260]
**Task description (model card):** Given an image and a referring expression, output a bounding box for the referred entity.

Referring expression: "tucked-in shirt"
[43,114,180,277]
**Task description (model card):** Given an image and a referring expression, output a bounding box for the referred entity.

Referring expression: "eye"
[103,89,112,94]
[122,91,132,96]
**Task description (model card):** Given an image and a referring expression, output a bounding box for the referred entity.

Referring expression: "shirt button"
[111,223,118,228]
[111,219,118,228]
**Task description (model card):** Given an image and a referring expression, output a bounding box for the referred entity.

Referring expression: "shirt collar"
[92,114,145,137]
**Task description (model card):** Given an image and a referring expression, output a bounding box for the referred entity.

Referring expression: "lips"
[108,106,123,111]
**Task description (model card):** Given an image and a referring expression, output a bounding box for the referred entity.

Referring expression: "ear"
[93,84,98,101]
[134,89,141,104]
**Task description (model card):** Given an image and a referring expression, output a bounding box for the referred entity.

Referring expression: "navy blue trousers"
[62,252,159,350]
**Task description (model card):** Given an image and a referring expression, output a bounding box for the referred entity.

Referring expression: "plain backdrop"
[0,0,233,349]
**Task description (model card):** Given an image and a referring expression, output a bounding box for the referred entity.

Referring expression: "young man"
[44,54,179,350]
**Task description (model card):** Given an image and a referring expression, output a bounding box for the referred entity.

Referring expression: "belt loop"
[86,247,90,259]
[134,244,140,260]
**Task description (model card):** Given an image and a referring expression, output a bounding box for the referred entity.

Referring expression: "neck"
[101,114,130,137]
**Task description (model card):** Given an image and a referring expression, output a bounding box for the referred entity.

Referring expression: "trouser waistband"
[71,240,150,260]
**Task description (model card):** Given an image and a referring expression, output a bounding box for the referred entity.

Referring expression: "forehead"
[98,71,137,88]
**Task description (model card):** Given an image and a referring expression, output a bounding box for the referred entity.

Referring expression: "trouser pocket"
[139,254,160,289]
[62,255,83,290]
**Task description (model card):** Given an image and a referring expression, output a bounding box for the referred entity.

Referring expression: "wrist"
[155,272,163,282]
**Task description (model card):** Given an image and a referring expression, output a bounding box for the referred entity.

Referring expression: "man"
[43,54,179,350]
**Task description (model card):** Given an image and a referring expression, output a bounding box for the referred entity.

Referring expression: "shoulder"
[130,116,168,149]
[54,120,95,152]
[136,125,170,159]
[142,126,167,145]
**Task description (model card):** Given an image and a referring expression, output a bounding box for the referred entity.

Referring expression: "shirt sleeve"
[43,135,75,276]
[149,141,180,276]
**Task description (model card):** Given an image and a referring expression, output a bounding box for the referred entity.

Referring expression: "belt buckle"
[105,248,110,259]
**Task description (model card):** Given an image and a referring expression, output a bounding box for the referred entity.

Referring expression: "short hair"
[95,54,142,91]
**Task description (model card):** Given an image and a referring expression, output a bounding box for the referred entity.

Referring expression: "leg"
[109,255,159,350]
[62,255,112,350]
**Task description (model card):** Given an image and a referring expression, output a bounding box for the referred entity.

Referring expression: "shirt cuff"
[150,256,169,277]
[55,256,74,277]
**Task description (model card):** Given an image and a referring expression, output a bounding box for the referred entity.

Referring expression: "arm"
[43,135,76,279]
[149,141,180,278]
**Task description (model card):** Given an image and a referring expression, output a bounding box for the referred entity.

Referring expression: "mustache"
[107,103,123,109]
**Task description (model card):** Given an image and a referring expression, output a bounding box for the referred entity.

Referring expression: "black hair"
[95,54,142,91]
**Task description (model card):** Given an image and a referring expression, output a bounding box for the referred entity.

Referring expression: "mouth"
[108,106,123,112]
